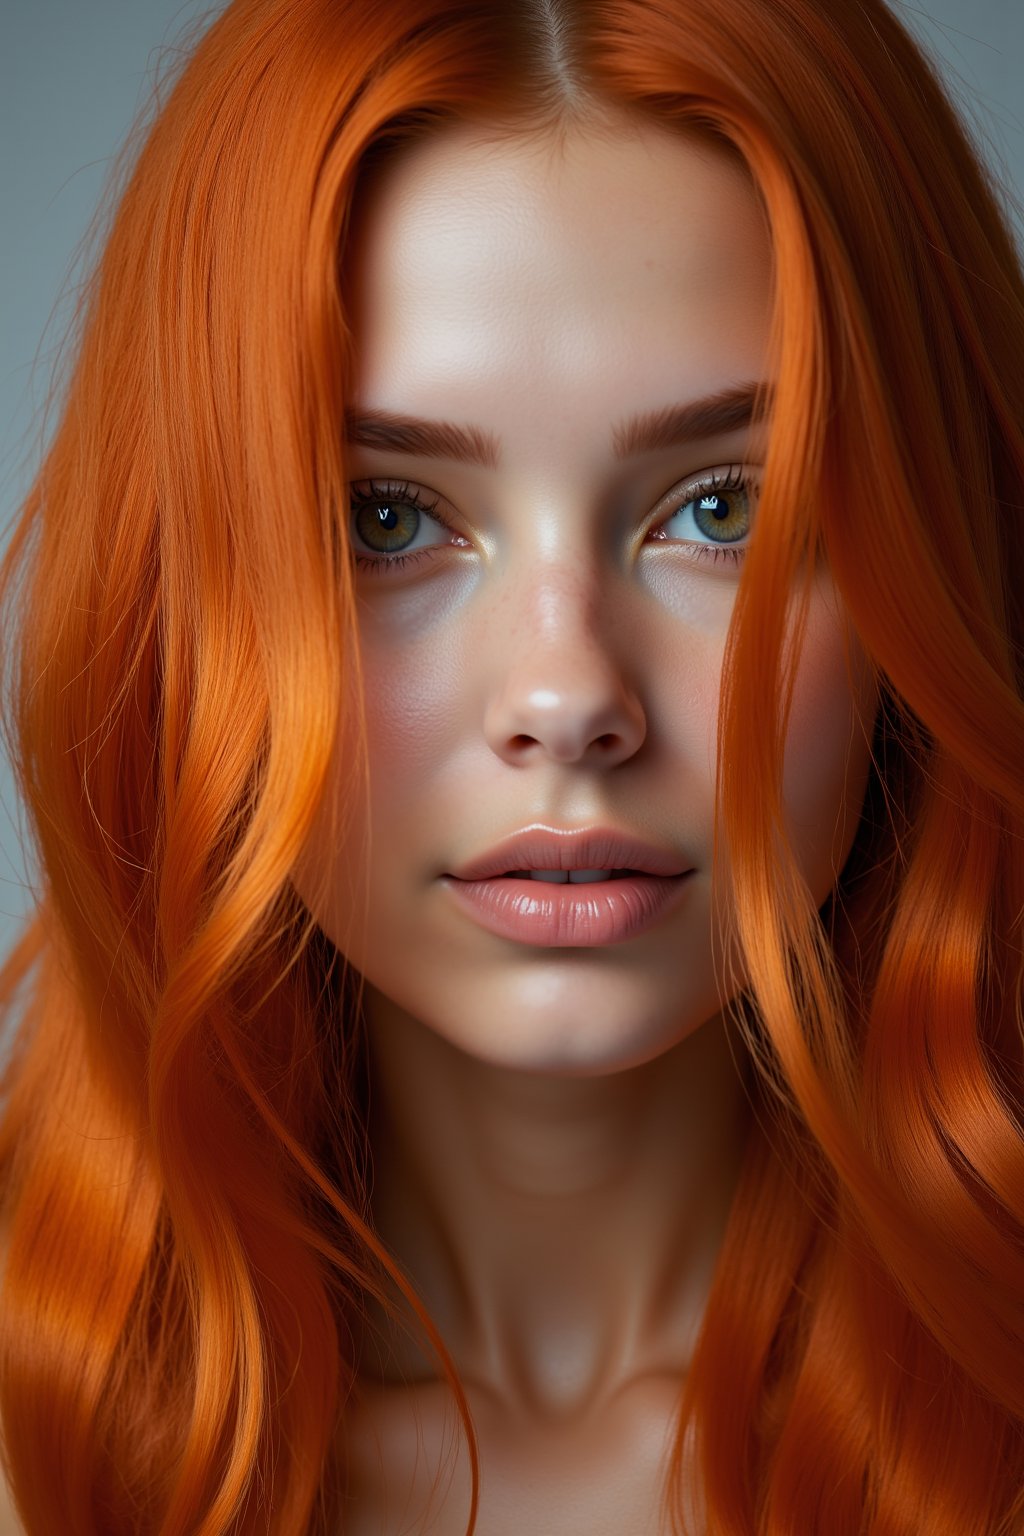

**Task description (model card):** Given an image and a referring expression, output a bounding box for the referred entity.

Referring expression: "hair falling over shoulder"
[0,1,1022,1531]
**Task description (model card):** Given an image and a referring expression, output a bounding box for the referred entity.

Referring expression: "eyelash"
[348,467,759,575]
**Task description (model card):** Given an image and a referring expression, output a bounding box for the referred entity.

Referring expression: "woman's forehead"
[347,114,769,303]
[345,117,774,458]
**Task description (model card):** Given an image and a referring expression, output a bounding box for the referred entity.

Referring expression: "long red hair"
[1,1,1023,1532]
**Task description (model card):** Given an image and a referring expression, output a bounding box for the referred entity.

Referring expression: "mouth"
[500,869,642,882]
[441,867,695,947]
[446,824,692,884]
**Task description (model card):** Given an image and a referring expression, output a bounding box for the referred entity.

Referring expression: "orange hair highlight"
[0,2,1022,1533]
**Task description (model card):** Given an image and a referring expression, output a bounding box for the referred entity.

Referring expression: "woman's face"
[292,115,877,1074]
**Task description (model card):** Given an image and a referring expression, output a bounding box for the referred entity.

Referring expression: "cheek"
[363,650,454,791]
[356,571,481,801]
[289,632,450,944]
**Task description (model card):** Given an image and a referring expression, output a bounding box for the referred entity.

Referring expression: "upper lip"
[446,825,692,881]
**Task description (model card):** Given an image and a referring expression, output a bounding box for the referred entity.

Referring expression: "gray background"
[1,1,1022,954]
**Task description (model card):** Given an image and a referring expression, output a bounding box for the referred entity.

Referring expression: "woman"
[0,1,1022,1532]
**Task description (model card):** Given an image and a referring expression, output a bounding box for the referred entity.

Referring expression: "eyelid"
[348,465,761,517]
[651,462,760,518]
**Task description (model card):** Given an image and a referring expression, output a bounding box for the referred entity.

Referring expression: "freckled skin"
[292,115,877,1534]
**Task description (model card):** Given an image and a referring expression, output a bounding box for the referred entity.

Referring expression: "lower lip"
[441,872,694,947]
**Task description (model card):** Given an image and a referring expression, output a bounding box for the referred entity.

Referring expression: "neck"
[358,989,753,1419]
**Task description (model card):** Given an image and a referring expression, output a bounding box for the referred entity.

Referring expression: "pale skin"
[290,113,879,1534]
[0,116,878,1536]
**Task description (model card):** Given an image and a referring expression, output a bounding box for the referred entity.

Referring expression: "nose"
[482,564,647,768]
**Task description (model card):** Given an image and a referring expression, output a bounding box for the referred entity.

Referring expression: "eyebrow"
[343,380,772,470]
